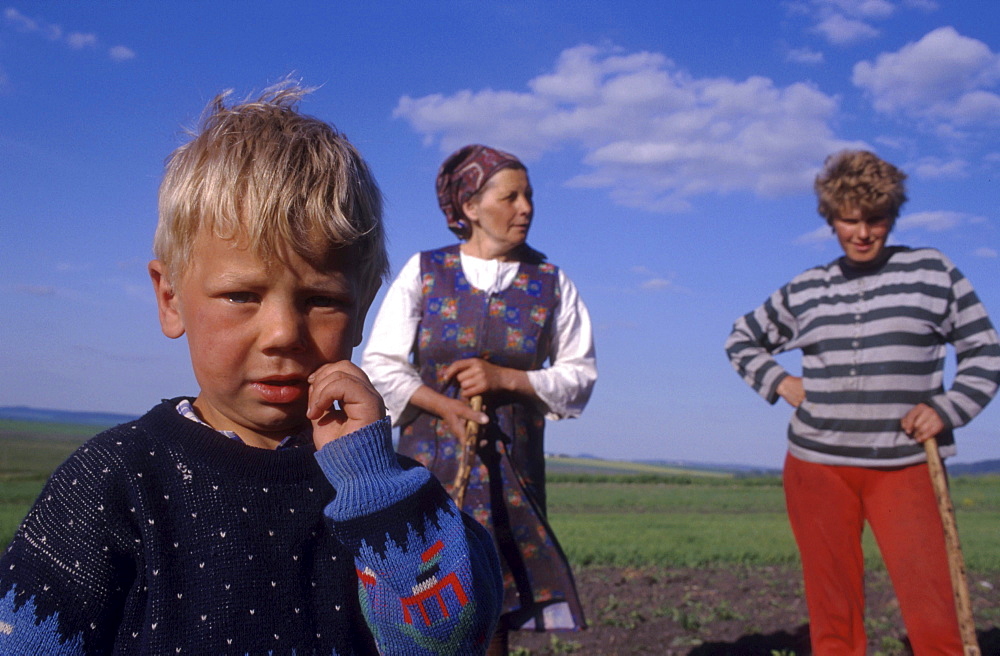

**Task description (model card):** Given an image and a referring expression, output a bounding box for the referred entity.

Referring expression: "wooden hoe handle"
[924,437,980,656]
[452,395,483,510]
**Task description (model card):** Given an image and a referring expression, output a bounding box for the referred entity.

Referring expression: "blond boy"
[0,82,501,655]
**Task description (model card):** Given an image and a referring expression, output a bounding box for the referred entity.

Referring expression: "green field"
[3,420,1000,573]
[543,476,1000,571]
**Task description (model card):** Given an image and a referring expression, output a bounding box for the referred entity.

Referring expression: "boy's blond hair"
[814,150,908,225]
[154,80,387,302]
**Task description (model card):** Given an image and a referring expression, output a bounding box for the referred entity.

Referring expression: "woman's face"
[462,168,533,259]
[832,206,892,264]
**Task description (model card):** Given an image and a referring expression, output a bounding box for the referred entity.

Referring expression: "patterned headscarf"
[435,144,524,239]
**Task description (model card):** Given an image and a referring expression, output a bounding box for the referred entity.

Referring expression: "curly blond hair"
[814,150,907,225]
[154,79,387,303]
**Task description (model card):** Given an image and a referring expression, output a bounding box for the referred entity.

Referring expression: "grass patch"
[544,478,1000,572]
[3,423,1000,574]
[0,423,95,547]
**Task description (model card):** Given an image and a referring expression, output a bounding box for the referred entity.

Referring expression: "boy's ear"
[148,260,185,339]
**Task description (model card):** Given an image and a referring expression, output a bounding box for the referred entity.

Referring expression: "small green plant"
[875,635,907,655]
[597,593,622,626]
[711,599,743,621]
[674,606,702,632]
[548,635,582,654]
[594,593,647,629]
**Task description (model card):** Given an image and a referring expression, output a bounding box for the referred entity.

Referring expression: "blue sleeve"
[314,418,503,655]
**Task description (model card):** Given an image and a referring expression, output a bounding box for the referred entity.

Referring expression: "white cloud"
[395,44,862,213]
[902,0,938,10]
[813,14,879,44]
[821,0,896,19]
[4,6,36,31]
[629,266,687,293]
[852,27,1000,127]
[795,224,835,245]
[895,210,977,232]
[640,278,674,291]
[795,0,896,46]
[909,156,968,179]
[108,45,136,62]
[973,247,997,258]
[793,0,938,46]
[66,32,97,49]
[3,6,135,62]
[787,47,825,64]
[4,6,60,39]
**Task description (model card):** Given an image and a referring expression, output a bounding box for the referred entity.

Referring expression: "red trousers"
[783,453,963,655]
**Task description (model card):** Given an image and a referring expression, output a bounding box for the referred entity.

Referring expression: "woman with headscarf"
[362,145,596,654]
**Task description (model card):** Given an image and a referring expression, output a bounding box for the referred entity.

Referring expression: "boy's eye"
[225,292,257,304]
[308,296,348,309]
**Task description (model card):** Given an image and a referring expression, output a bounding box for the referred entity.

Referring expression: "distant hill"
[0,406,139,428]
[948,459,1000,476]
[637,458,782,476]
[559,453,782,476]
[4,406,1000,475]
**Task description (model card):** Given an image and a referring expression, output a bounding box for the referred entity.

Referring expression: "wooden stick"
[452,395,483,510]
[924,437,980,656]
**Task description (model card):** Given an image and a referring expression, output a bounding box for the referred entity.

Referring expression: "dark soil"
[509,565,1000,655]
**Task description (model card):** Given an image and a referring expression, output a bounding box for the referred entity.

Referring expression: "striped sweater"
[725,247,1000,467]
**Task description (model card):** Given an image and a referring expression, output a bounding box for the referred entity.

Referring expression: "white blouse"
[361,250,597,427]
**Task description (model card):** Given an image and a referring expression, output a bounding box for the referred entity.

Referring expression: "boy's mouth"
[252,377,308,404]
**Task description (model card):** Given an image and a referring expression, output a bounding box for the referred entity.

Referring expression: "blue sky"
[2,1,998,467]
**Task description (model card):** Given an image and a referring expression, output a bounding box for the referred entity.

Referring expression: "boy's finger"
[307,370,381,420]
[308,359,372,385]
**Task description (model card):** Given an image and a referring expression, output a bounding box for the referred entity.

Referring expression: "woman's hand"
[901,403,945,443]
[438,396,488,440]
[776,375,805,408]
[408,358,535,437]
[444,358,533,398]
[306,361,386,449]
[410,385,488,438]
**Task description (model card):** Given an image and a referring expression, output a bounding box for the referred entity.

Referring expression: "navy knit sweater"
[0,398,502,655]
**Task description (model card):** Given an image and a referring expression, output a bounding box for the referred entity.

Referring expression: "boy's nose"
[259,302,307,352]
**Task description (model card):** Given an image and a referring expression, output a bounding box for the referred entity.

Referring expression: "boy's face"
[149,231,369,448]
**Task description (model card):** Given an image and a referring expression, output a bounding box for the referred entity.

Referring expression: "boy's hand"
[306,361,386,449]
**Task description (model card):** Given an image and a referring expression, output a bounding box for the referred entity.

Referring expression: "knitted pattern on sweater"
[0,398,501,655]
[725,247,1000,467]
